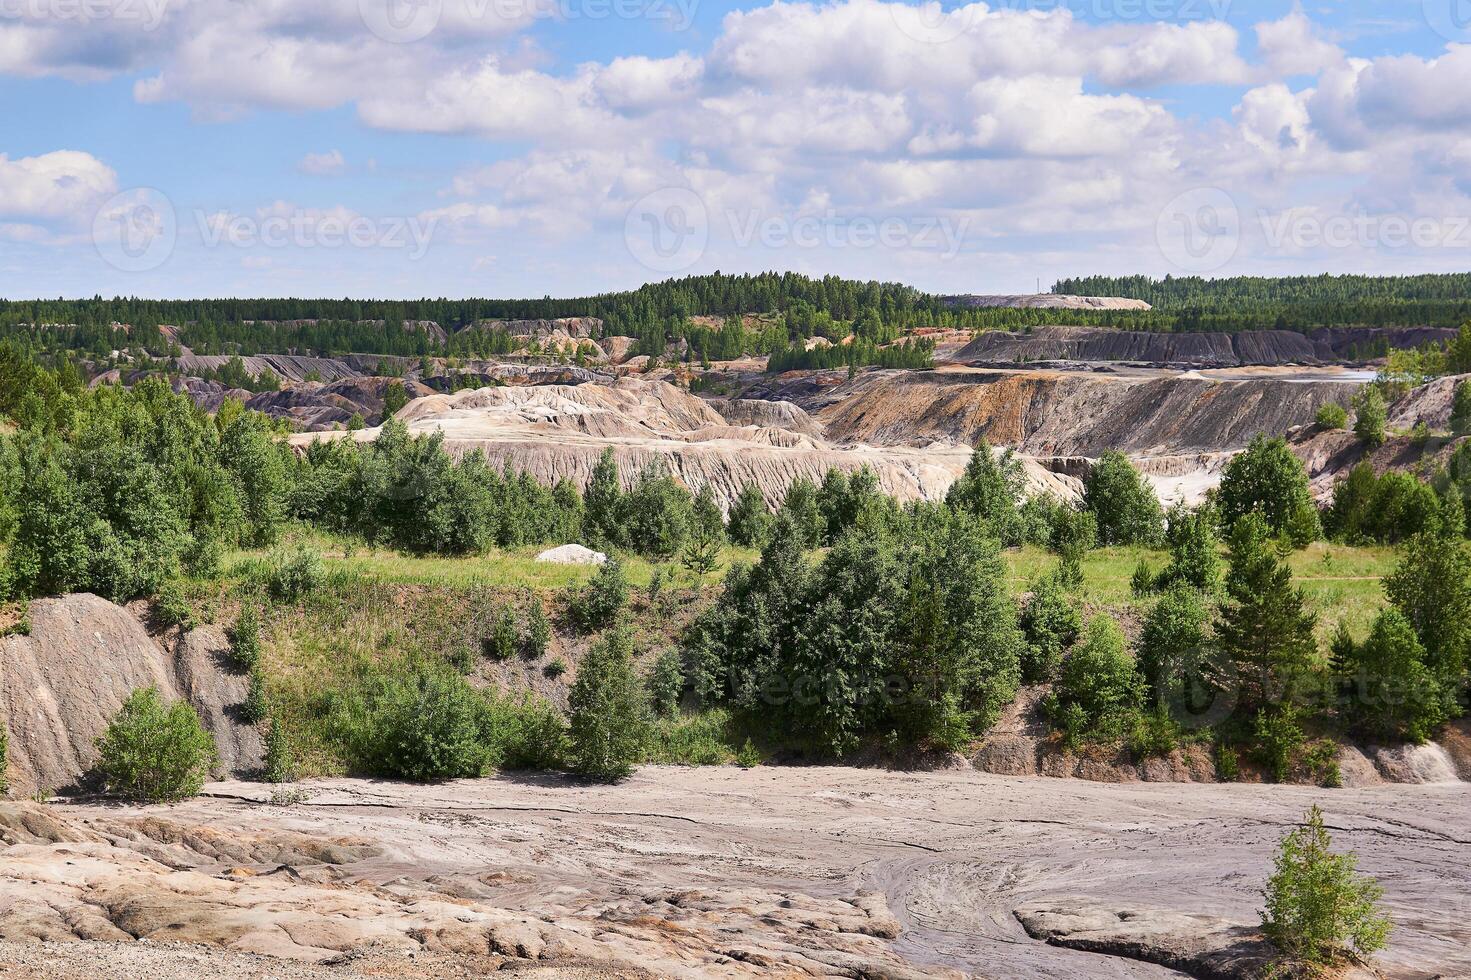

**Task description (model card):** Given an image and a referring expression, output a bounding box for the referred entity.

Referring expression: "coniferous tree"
[1214,515,1319,717]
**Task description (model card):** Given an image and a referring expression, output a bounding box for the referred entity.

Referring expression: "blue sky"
[2,0,1470,299]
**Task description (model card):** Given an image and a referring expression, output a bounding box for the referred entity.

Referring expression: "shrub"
[330,665,492,782]
[1353,386,1388,449]
[544,657,568,679]
[1452,380,1471,437]
[1130,557,1156,597]
[1019,575,1081,684]
[1252,706,1304,783]
[229,605,262,672]
[566,557,628,633]
[263,715,297,783]
[1262,805,1391,969]
[481,691,567,771]
[1316,402,1349,430]
[1045,616,1143,744]
[647,649,684,718]
[264,544,324,602]
[525,600,551,658]
[735,738,761,768]
[1339,608,1449,743]
[241,666,268,724]
[483,605,519,661]
[567,630,650,781]
[153,581,195,630]
[94,688,217,802]
[1156,503,1223,593]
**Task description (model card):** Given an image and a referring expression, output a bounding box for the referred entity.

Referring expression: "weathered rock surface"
[0,596,261,797]
[4,768,1461,979]
[813,369,1358,457]
[461,317,603,340]
[1014,902,1379,980]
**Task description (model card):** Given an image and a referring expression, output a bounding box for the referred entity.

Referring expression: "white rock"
[536,544,607,565]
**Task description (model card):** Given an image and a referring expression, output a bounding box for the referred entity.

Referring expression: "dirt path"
[36,767,1466,980]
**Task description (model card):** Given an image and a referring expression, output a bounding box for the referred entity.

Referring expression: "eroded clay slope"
[0,596,260,797]
[814,370,1358,456]
[297,378,1080,510]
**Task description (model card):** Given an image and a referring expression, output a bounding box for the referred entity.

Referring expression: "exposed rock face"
[0,595,261,797]
[174,353,361,384]
[814,370,1358,457]
[421,366,613,393]
[461,318,603,340]
[244,377,435,430]
[956,325,1460,369]
[945,294,1153,311]
[293,378,1080,512]
[706,398,825,437]
[1015,903,1381,980]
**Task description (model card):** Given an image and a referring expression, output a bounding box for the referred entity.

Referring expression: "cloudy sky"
[2,0,1470,299]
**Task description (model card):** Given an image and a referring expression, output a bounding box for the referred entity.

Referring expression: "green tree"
[526,600,552,659]
[618,463,693,558]
[1084,451,1165,546]
[1217,434,1320,546]
[1046,615,1142,745]
[94,688,217,802]
[567,557,628,633]
[777,476,824,549]
[568,629,650,781]
[485,605,519,661]
[1019,574,1081,684]
[1352,387,1387,450]
[1383,534,1471,689]
[726,482,773,548]
[1341,609,1449,743]
[1262,806,1391,969]
[381,380,410,419]
[1137,583,1210,707]
[229,605,262,672]
[1215,515,1320,716]
[584,448,623,547]
[337,665,492,782]
[1451,380,1471,437]
[1156,503,1224,594]
[945,441,1029,546]
[646,649,684,719]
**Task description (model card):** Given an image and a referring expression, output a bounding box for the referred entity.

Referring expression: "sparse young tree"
[1046,615,1142,745]
[568,629,650,781]
[1262,805,1391,970]
[1352,387,1388,450]
[1452,380,1471,437]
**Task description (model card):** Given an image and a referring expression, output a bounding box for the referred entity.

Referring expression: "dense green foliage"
[1262,806,1391,969]
[94,688,217,802]
[1327,464,1463,544]
[685,507,1022,757]
[1083,452,1165,547]
[1216,435,1321,546]
[568,630,650,781]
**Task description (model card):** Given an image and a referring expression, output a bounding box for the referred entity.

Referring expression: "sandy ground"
[36,766,1471,980]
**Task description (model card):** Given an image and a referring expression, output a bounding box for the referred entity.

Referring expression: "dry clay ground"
[0,767,1467,979]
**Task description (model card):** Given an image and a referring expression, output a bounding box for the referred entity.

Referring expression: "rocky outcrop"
[421,365,613,393]
[174,353,361,384]
[708,398,825,437]
[946,294,1153,311]
[460,317,603,340]
[294,378,1080,512]
[814,370,1358,457]
[1014,902,1381,980]
[244,377,435,430]
[0,596,261,797]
